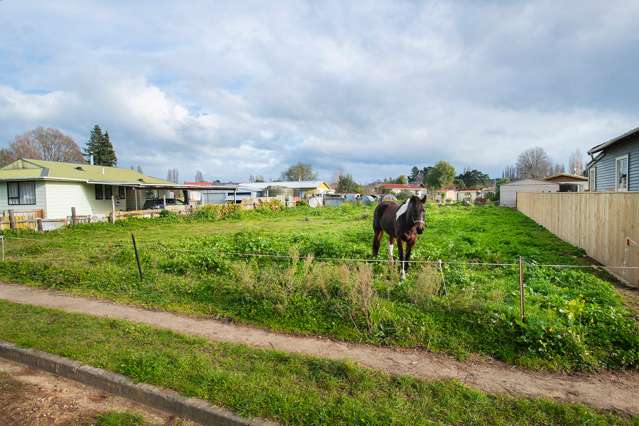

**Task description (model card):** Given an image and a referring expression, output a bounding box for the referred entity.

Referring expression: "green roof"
[0,159,173,186]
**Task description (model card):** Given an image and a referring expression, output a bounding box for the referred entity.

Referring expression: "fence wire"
[3,234,639,270]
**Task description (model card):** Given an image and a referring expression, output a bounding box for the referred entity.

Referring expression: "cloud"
[0,0,638,182]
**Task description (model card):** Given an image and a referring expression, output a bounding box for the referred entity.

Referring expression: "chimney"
[89,154,94,165]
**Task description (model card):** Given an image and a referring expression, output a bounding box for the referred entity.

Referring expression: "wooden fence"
[517,192,639,287]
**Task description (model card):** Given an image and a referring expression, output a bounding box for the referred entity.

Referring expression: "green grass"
[0,203,637,372]
[0,300,636,426]
[94,411,146,426]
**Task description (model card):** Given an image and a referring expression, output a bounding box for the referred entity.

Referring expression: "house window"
[95,184,115,200]
[615,155,629,192]
[95,184,104,200]
[588,166,596,192]
[118,186,126,199]
[7,182,36,205]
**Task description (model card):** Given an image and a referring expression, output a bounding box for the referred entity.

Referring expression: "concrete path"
[1,283,638,414]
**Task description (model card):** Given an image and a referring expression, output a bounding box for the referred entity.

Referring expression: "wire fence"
[2,234,639,270]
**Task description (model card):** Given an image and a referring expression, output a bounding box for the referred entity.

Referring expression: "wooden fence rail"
[517,192,639,287]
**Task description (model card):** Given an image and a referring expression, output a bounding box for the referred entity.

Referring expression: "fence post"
[438,259,448,296]
[71,207,77,225]
[519,256,525,321]
[1,235,4,261]
[131,233,143,280]
[111,196,116,224]
[36,218,44,233]
[8,210,15,230]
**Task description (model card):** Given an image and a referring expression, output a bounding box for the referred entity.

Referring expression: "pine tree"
[84,125,103,164]
[101,131,117,166]
[83,125,117,166]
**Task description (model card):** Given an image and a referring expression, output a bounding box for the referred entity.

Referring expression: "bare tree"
[10,127,85,163]
[194,170,204,182]
[549,163,565,175]
[167,168,180,184]
[516,147,551,179]
[568,149,584,175]
[502,164,518,180]
[0,148,16,167]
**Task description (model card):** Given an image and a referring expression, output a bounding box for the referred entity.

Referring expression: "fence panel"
[517,192,639,286]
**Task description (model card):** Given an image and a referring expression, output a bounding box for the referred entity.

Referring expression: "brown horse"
[372,195,427,279]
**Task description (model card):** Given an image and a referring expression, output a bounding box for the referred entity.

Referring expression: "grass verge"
[0,300,637,425]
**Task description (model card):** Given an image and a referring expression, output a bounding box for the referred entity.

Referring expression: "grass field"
[0,203,637,372]
[1,300,636,426]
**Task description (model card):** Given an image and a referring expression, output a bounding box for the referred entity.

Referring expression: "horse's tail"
[373,203,387,232]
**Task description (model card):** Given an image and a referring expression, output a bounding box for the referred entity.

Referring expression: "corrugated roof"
[0,158,172,186]
[543,173,588,182]
[588,126,639,155]
[379,183,424,189]
[238,181,329,190]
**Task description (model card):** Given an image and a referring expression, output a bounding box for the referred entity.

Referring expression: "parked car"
[143,198,186,210]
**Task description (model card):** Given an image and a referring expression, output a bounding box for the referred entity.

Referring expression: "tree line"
[502,147,584,180]
[0,125,117,167]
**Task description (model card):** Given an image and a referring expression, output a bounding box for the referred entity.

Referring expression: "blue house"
[587,127,639,192]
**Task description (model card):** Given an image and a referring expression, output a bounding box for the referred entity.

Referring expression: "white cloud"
[0,0,638,182]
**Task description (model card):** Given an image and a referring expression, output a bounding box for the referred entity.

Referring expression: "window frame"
[615,155,629,192]
[7,181,36,206]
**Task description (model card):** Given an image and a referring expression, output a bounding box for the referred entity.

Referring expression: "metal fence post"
[519,256,525,321]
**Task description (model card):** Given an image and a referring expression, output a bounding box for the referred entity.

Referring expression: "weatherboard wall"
[44,181,117,219]
[0,181,47,215]
[590,137,639,192]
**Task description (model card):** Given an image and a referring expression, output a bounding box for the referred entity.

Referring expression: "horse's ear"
[421,195,427,204]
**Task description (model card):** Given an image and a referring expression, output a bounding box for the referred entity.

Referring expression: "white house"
[499,179,559,207]
[0,158,202,220]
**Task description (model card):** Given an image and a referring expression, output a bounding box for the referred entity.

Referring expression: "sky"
[1,1,638,183]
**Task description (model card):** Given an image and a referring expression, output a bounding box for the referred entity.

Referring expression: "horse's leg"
[398,239,406,280]
[405,239,414,275]
[372,229,383,257]
[388,236,395,264]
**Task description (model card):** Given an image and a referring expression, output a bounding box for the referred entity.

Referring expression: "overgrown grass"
[1,204,637,372]
[0,301,636,426]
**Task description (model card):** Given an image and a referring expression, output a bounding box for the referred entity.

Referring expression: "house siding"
[0,181,47,215]
[590,137,639,192]
[44,181,124,219]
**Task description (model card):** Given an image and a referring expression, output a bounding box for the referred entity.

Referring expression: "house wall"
[44,181,117,219]
[590,138,639,192]
[0,181,47,215]
[500,181,558,207]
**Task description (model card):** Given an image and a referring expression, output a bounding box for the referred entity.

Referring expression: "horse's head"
[408,195,427,234]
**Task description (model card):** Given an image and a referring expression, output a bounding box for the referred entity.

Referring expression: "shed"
[543,173,588,192]
[499,179,559,207]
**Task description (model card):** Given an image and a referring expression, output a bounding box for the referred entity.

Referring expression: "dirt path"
[0,358,192,425]
[1,283,638,415]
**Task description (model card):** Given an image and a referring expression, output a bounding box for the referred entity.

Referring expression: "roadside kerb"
[0,340,265,426]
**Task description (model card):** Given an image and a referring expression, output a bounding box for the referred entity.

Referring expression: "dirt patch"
[0,358,192,425]
[1,283,638,415]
